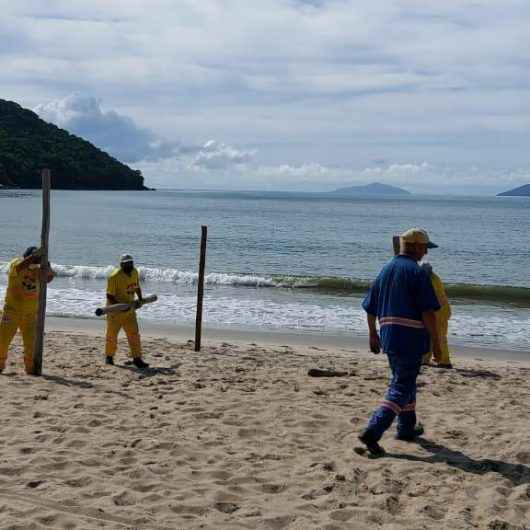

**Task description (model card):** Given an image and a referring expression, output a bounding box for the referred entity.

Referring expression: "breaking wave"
[1,262,529,306]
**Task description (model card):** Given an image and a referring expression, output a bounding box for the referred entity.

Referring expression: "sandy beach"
[0,322,529,530]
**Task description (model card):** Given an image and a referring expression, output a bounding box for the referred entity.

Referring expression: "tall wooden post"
[392,235,400,256]
[194,225,208,352]
[33,169,51,375]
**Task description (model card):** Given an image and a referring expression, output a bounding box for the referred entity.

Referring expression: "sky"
[1,0,530,194]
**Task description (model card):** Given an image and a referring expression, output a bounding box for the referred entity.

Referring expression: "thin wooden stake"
[33,169,51,375]
[392,235,400,256]
[194,225,208,352]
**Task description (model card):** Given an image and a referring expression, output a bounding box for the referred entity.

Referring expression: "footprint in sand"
[170,503,208,516]
[261,483,286,494]
[112,490,136,506]
[64,475,93,488]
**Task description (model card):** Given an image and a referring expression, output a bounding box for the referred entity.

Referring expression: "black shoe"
[105,356,114,365]
[357,430,386,457]
[437,363,453,369]
[396,423,425,442]
[133,357,149,369]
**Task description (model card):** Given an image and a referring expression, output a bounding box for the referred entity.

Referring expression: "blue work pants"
[364,352,422,441]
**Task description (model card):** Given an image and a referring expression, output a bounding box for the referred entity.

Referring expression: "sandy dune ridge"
[0,331,529,529]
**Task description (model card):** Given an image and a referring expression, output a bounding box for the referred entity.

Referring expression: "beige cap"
[400,228,438,249]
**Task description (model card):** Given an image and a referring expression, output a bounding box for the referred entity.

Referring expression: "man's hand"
[432,340,442,363]
[369,331,381,354]
[366,313,381,354]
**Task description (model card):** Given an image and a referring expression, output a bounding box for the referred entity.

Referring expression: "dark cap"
[23,246,38,258]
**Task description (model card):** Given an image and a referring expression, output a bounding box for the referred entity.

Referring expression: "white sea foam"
[0,261,278,287]
[0,283,529,350]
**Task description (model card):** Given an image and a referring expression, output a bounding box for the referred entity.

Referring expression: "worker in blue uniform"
[358,228,442,457]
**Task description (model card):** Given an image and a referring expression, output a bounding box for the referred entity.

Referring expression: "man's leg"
[437,317,451,366]
[122,312,149,369]
[360,354,419,448]
[19,315,37,375]
[396,362,421,439]
[105,315,122,363]
[123,312,142,359]
[0,311,19,372]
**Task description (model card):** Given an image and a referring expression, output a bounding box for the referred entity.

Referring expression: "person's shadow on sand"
[452,367,501,380]
[42,374,94,389]
[115,364,177,379]
[388,438,530,486]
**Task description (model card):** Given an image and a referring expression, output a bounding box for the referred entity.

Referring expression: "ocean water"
[0,189,529,351]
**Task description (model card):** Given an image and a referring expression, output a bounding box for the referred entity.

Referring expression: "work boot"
[357,430,386,458]
[133,357,149,369]
[396,423,425,442]
[105,356,114,365]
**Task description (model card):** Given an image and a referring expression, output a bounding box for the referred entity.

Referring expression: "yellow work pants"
[0,309,36,374]
[105,311,142,358]
[423,313,451,365]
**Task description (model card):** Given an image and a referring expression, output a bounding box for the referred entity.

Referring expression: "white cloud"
[136,153,530,195]
[190,140,255,170]
[34,94,183,162]
[2,1,530,192]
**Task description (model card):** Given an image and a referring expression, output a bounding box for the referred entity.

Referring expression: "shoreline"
[46,316,530,365]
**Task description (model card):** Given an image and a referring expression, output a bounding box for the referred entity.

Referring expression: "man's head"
[23,246,40,264]
[400,228,438,261]
[120,254,134,274]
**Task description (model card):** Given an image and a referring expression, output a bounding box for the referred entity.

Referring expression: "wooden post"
[392,235,400,256]
[194,225,208,352]
[32,169,51,375]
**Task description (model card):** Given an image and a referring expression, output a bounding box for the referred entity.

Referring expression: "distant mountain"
[330,182,411,196]
[0,99,147,190]
[497,184,530,197]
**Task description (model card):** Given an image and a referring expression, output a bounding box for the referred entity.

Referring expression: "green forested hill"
[0,99,147,190]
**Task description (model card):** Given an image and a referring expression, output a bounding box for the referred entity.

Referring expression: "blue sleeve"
[415,269,441,313]
[362,278,380,316]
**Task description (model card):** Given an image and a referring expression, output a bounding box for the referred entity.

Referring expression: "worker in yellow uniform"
[422,262,453,368]
[105,254,149,369]
[0,246,54,374]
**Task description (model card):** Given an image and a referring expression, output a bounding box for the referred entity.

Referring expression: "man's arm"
[14,252,40,274]
[106,276,118,305]
[46,263,55,283]
[422,310,441,361]
[367,313,381,354]
[135,286,143,303]
[107,294,118,305]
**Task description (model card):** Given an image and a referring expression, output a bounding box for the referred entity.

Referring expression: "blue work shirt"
[362,255,440,357]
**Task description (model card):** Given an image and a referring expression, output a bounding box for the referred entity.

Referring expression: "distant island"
[0,99,147,190]
[330,182,411,196]
[497,184,530,197]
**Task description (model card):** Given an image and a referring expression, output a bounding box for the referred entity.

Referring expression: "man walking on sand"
[0,246,54,375]
[105,254,149,369]
[358,228,442,457]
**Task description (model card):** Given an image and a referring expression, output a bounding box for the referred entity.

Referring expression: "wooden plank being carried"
[95,294,158,316]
